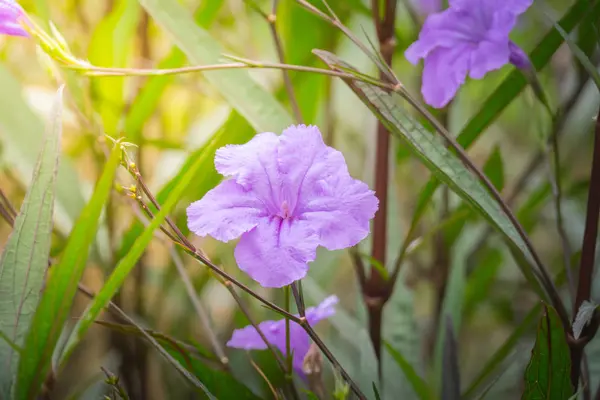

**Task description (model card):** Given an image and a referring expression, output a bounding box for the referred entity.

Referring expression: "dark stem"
[367,0,397,369]
[571,107,600,389]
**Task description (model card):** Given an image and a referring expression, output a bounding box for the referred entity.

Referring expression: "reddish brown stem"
[367,0,397,367]
[571,108,600,389]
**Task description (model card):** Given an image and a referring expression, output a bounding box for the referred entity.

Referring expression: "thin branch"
[125,168,361,398]
[77,59,394,91]
[571,107,600,389]
[260,0,304,123]
[170,247,228,365]
[545,131,576,302]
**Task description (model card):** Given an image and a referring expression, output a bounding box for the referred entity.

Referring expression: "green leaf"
[552,20,600,91]
[125,0,224,144]
[441,316,460,400]
[463,304,541,399]
[0,87,64,395]
[166,344,261,400]
[88,0,140,133]
[59,132,216,396]
[14,143,121,400]
[483,146,505,191]
[406,0,600,237]
[383,341,431,400]
[0,65,85,233]
[139,0,293,133]
[522,305,573,400]
[315,51,538,284]
[117,111,253,261]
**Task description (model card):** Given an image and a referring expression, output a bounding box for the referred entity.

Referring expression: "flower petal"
[226,296,338,373]
[298,175,378,251]
[405,9,479,64]
[450,0,532,14]
[421,44,471,108]
[306,295,339,326]
[226,320,281,350]
[187,179,267,242]
[234,218,318,287]
[277,125,348,214]
[468,39,510,79]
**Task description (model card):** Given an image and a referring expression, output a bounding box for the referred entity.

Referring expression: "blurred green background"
[0,0,599,399]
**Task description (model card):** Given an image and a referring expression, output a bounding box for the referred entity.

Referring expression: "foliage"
[0,0,598,399]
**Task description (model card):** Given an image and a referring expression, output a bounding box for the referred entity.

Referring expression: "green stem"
[285,285,292,375]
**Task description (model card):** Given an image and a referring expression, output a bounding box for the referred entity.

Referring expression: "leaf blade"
[0,87,64,394]
[14,143,122,399]
[139,0,293,133]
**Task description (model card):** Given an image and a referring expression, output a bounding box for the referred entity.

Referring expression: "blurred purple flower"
[411,0,442,16]
[187,125,378,288]
[0,0,28,37]
[405,0,533,108]
[227,295,338,373]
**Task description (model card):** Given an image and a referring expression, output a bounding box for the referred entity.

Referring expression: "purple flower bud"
[405,0,534,108]
[187,125,378,288]
[0,0,29,37]
[509,41,531,70]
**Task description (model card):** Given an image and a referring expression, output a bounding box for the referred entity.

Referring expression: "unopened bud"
[303,344,325,399]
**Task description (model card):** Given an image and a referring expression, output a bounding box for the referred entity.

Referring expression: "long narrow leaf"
[407,0,600,240]
[0,87,64,395]
[59,140,216,396]
[522,305,573,399]
[0,66,84,232]
[139,0,293,133]
[383,341,431,400]
[314,51,542,291]
[14,143,122,400]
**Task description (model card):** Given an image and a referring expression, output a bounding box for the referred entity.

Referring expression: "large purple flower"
[187,125,378,288]
[227,295,338,373]
[0,0,28,37]
[405,0,532,108]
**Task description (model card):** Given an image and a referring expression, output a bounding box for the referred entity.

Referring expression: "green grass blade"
[0,87,64,395]
[463,304,541,399]
[59,139,216,396]
[88,0,140,133]
[124,0,224,144]
[14,143,121,400]
[383,341,431,400]
[317,51,540,282]
[408,0,600,234]
[522,305,573,399]
[139,0,293,133]
[0,66,85,233]
[553,21,600,91]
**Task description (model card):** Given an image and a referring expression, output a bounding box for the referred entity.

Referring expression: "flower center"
[280,200,292,219]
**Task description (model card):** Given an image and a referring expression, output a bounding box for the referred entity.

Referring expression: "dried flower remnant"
[405,0,533,108]
[0,0,29,37]
[411,0,442,16]
[187,125,378,288]
[227,296,338,373]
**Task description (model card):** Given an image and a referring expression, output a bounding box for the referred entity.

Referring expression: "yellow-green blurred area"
[0,0,599,399]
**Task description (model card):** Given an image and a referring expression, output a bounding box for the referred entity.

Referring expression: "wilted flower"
[405,0,533,108]
[227,295,338,373]
[0,0,29,37]
[187,125,378,288]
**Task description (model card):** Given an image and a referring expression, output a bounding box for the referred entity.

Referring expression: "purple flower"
[187,125,378,288]
[411,0,442,16]
[0,0,29,37]
[227,295,338,373]
[405,0,533,108]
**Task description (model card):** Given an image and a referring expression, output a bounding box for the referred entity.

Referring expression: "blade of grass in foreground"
[0,87,64,396]
[59,141,216,397]
[139,0,293,133]
[15,142,121,400]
